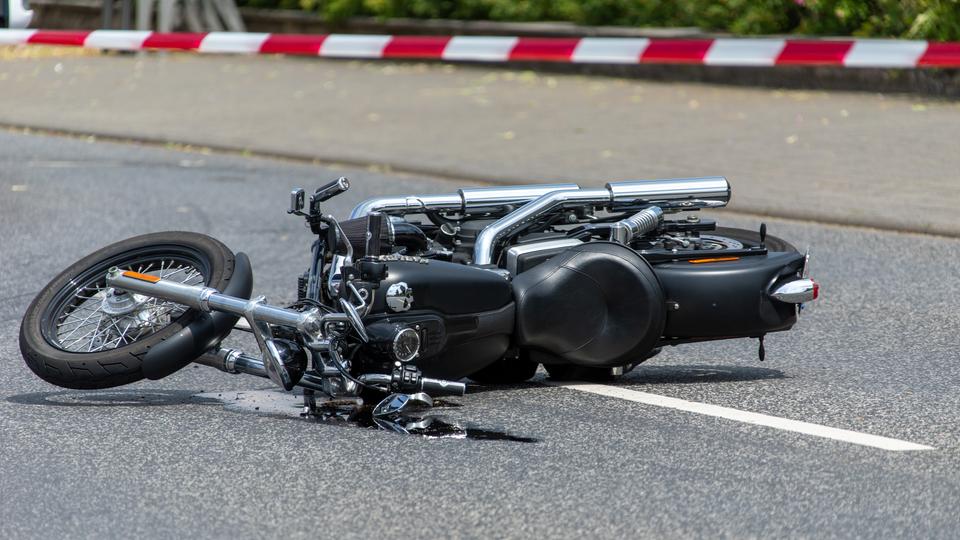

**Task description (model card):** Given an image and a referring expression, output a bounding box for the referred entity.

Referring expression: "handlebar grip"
[420,377,467,396]
[313,177,350,203]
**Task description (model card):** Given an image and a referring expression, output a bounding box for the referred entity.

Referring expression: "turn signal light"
[688,256,740,264]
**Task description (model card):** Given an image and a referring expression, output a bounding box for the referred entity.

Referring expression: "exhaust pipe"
[473,177,730,265]
[349,183,581,219]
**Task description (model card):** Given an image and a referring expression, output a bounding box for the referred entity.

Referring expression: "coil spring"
[610,206,664,244]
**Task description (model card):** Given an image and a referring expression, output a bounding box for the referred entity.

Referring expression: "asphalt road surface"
[1,53,959,236]
[2,131,959,538]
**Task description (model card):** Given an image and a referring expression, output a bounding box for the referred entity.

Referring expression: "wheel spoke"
[47,255,205,353]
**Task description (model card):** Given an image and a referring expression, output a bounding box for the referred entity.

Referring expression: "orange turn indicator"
[122,271,161,283]
[688,257,740,264]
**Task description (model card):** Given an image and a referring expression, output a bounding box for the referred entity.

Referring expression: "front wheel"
[20,232,239,389]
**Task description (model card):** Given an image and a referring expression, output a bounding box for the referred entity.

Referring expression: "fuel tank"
[366,258,514,379]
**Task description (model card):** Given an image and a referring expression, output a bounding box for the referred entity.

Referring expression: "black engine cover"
[512,242,665,367]
[367,259,515,379]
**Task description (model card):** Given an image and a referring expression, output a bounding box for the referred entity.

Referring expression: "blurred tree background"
[237,0,960,40]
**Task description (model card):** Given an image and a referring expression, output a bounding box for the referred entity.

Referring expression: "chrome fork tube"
[105,268,321,335]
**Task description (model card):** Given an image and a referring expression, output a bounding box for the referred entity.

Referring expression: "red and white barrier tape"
[2,30,959,68]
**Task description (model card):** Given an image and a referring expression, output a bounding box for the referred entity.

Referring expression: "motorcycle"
[19,176,818,425]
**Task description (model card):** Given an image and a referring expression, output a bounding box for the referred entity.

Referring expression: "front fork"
[104,268,466,404]
[105,268,367,398]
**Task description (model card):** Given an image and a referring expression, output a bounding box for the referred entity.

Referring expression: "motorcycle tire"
[20,232,238,390]
[709,226,796,253]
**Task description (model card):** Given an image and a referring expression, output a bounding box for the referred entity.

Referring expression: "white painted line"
[550,382,934,452]
[572,38,650,64]
[320,34,392,58]
[843,39,928,67]
[442,36,519,62]
[705,38,786,66]
[84,30,151,51]
[198,32,270,54]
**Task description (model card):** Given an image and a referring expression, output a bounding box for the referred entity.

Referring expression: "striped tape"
[2,30,959,68]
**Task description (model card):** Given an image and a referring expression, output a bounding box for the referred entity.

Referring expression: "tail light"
[771,278,819,303]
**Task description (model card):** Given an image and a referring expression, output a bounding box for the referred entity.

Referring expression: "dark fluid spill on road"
[305,401,538,443]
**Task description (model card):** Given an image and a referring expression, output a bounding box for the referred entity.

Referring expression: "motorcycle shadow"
[469,364,785,394]
[621,364,786,386]
[5,389,220,408]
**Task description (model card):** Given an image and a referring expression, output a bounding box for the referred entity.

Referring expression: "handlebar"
[313,177,350,203]
[421,377,467,397]
[358,373,467,397]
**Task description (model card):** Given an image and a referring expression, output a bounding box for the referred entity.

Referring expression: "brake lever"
[338,297,369,343]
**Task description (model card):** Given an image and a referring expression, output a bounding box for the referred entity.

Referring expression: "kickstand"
[302,388,318,416]
[758,335,766,361]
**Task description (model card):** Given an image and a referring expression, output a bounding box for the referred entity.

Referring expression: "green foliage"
[238,0,960,40]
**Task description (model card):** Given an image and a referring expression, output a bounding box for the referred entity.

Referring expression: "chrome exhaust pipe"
[605,176,730,205]
[473,176,730,265]
[337,183,583,294]
[349,183,581,219]
[195,347,268,378]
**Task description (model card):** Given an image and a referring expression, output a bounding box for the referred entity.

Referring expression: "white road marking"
[549,382,934,452]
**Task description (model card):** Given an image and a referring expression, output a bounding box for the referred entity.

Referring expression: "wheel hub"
[99,287,146,316]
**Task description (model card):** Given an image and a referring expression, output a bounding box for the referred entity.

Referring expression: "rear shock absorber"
[609,206,664,244]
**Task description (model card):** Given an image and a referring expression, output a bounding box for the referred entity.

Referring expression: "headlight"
[392,327,420,362]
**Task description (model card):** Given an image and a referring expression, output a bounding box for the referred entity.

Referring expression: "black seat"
[512,242,665,367]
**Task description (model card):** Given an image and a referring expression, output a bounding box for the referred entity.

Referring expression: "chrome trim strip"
[504,238,584,274]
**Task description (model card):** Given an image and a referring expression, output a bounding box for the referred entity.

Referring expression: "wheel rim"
[40,245,212,353]
[696,234,745,250]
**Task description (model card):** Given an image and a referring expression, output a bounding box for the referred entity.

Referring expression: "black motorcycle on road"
[19,176,818,425]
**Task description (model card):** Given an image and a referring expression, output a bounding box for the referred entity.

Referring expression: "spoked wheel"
[20,232,238,389]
